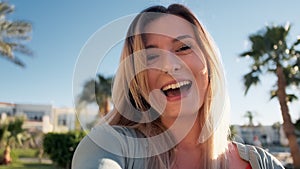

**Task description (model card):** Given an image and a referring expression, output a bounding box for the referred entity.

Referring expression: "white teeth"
[162,80,191,91]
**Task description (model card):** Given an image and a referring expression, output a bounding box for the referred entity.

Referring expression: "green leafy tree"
[43,131,86,169]
[0,1,32,67]
[240,23,300,168]
[0,123,7,145]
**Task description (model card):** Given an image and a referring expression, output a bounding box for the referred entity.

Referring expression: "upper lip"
[161,79,192,91]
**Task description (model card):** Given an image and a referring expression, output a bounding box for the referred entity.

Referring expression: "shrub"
[43,131,85,169]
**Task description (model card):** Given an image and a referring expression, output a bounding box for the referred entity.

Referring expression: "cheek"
[185,58,207,79]
[183,51,207,71]
[194,49,207,72]
[195,73,209,109]
[147,69,159,90]
[189,59,209,97]
[197,60,209,89]
[197,71,209,92]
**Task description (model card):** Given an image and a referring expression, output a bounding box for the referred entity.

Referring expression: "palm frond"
[292,38,300,46]
[240,51,254,57]
[286,94,298,102]
[243,71,260,95]
[7,42,33,56]
[5,21,32,38]
[78,79,96,104]
[0,2,14,17]
[0,2,32,67]
[270,89,277,100]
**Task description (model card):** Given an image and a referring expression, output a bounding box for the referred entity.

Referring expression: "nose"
[162,52,182,74]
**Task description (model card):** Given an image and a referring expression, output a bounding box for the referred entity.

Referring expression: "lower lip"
[165,86,191,102]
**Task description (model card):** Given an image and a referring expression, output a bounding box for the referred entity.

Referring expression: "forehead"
[143,14,195,41]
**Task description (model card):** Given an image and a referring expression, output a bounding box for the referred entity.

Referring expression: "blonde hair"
[104,4,230,169]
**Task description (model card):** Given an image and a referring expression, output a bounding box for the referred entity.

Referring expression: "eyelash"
[175,44,192,52]
[147,54,159,61]
[146,43,193,62]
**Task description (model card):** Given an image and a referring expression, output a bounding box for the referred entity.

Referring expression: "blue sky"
[1,0,299,125]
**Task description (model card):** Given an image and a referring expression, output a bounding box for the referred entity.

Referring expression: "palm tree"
[244,111,254,126]
[76,74,113,129]
[240,23,300,168]
[295,118,300,131]
[6,117,25,146]
[272,121,281,144]
[0,117,25,164]
[0,1,32,67]
[94,74,113,116]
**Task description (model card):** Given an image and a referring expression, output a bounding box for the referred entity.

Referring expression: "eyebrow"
[173,35,193,42]
[145,34,193,49]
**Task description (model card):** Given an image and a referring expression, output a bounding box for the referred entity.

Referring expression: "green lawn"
[0,148,38,159]
[0,162,58,169]
[0,148,61,169]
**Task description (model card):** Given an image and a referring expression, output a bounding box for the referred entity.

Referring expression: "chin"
[163,105,200,118]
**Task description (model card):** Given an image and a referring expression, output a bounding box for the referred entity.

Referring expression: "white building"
[233,125,282,145]
[52,107,76,133]
[0,102,75,133]
[0,102,15,117]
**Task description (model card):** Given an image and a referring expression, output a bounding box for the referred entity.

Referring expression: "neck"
[161,112,202,149]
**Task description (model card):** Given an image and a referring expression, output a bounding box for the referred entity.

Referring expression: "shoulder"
[226,142,250,168]
[72,124,146,169]
[233,141,284,169]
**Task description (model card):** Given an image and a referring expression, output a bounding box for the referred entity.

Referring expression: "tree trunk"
[276,66,300,168]
[99,105,104,117]
[74,104,84,131]
[2,145,12,165]
[98,98,111,117]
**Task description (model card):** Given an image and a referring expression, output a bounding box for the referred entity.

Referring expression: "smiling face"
[142,14,209,120]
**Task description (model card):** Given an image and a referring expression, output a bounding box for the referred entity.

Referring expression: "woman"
[72,4,284,169]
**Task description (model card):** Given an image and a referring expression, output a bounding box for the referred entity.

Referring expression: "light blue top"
[72,125,284,169]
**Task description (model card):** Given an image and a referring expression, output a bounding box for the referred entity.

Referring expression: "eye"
[176,44,191,52]
[145,48,161,65]
[146,52,160,65]
[175,43,193,55]
[147,54,159,61]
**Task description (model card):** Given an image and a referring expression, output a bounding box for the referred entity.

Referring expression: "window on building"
[58,114,67,126]
[24,111,45,121]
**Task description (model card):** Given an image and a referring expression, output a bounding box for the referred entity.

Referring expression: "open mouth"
[161,80,192,97]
